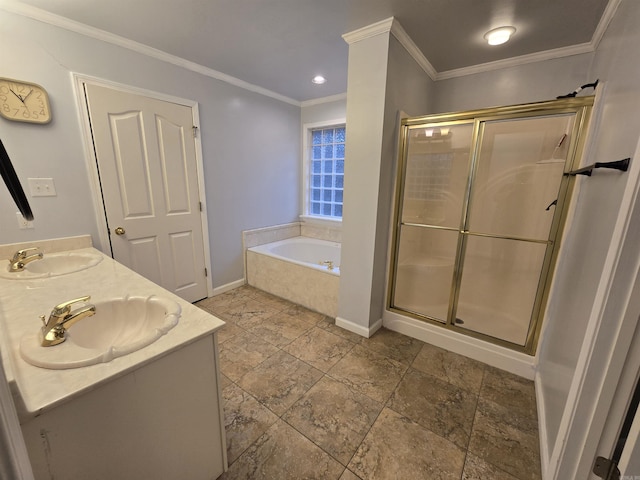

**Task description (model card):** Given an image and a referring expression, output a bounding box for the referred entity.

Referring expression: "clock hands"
[8,87,33,105]
[9,88,25,104]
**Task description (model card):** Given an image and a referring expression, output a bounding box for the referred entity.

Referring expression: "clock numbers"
[0,78,51,124]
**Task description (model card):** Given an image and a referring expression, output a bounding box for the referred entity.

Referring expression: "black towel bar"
[564,158,630,177]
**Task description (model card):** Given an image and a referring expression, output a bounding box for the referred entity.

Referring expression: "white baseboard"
[335,316,383,338]
[382,311,536,379]
[535,373,551,479]
[212,278,245,296]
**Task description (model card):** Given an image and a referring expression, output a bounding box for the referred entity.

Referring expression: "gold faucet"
[9,247,43,272]
[40,296,96,347]
[321,260,334,270]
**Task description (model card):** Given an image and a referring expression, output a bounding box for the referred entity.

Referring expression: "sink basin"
[0,251,103,280]
[19,295,181,369]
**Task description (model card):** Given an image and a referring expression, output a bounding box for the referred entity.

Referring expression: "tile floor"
[196,286,541,480]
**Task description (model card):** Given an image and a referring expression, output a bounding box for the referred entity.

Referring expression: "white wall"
[433,54,593,114]
[337,29,433,334]
[537,0,640,475]
[301,97,347,125]
[337,32,390,335]
[0,9,301,289]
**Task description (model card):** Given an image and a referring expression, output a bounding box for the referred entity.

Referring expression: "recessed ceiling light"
[484,26,516,46]
[312,75,327,85]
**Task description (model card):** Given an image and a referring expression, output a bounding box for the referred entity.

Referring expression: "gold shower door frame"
[388,97,594,355]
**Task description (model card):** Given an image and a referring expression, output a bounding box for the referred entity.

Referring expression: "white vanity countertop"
[0,244,225,421]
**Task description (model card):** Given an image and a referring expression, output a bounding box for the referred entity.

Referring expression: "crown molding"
[300,93,347,108]
[591,0,622,50]
[389,19,437,80]
[436,42,595,81]
[0,1,301,106]
[342,17,437,81]
[3,0,621,100]
[342,17,394,44]
[343,1,620,84]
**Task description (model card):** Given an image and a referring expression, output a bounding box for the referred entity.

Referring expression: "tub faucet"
[40,296,96,347]
[9,247,43,272]
[322,260,334,270]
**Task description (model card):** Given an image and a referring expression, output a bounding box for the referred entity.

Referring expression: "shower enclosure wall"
[388,98,593,354]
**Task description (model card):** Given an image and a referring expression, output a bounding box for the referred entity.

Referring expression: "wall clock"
[0,78,52,124]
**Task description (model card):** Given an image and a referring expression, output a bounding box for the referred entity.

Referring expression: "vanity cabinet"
[0,237,227,480]
[21,334,226,480]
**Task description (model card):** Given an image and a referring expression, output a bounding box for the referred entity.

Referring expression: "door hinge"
[204,267,208,277]
[199,201,202,212]
[192,125,198,138]
[593,456,620,480]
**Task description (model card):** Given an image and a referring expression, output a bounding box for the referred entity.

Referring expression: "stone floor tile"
[220,373,233,389]
[412,342,486,393]
[339,469,362,480]
[217,321,245,344]
[247,312,313,347]
[284,327,356,372]
[388,368,477,449]
[283,376,383,465]
[481,366,537,420]
[317,318,364,343]
[245,290,295,311]
[237,350,323,416]
[328,345,407,403]
[218,331,279,382]
[348,408,466,480]
[196,288,251,313]
[282,304,327,324]
[468,398,541,480]
[223,384,279,464]
[462,453,519,480]
[217,298,280,329]
[360,327,424,365]
[213,286,541,480]
[220,420,344,480]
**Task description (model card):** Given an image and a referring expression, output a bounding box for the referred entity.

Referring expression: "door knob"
[114,227,126,235]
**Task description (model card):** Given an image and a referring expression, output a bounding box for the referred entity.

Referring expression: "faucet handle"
[53,295,92,316]
[10,247,39,262]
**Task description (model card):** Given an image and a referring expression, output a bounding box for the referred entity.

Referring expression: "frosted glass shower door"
[391,123,474,322]
[455,114,576,346]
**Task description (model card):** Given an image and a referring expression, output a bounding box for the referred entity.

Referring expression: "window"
[304,123,345,219]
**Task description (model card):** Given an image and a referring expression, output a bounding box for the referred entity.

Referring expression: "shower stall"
[388,97,594,354]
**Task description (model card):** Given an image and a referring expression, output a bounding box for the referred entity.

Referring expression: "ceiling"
[9,0,612,102]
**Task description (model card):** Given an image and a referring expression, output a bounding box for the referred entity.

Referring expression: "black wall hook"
[557,79,599,99]
[565,158,630,177]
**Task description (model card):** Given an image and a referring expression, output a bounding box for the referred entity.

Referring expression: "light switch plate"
[16,212,34,229]
[28,178,56,197]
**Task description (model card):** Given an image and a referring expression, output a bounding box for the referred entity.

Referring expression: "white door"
[84,83,208,303]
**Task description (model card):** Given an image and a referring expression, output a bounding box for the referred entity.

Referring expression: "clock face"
[0,78,51,124]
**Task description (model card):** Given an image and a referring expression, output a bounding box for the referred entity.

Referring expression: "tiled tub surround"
[0,239,227,479]
[246,237,341,317]
[300,218,342,243]
[242,220,342,250]
[242,222,301,250]
[197,286,542,480]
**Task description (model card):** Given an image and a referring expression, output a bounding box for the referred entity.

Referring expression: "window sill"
[299,215,342,227]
